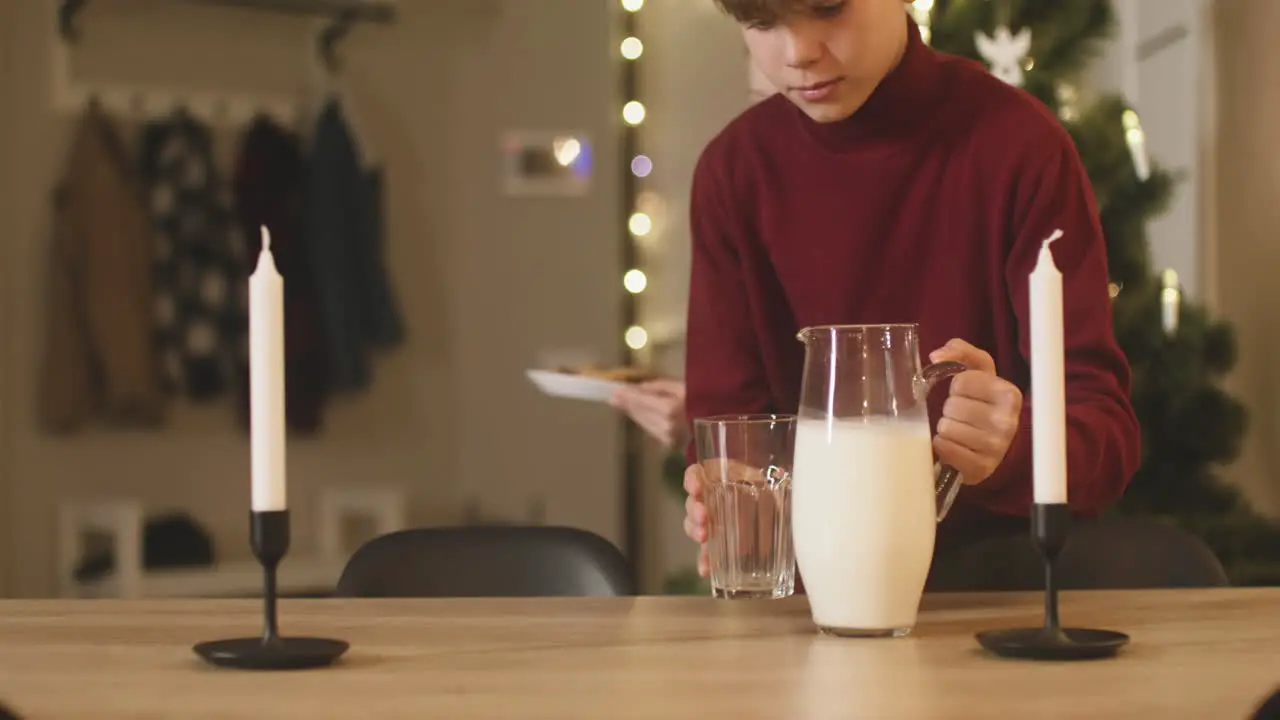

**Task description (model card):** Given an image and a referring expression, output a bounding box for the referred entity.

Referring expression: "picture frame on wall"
[500,131,593,197]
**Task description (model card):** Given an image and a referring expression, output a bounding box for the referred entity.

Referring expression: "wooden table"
[0,589,1276,718]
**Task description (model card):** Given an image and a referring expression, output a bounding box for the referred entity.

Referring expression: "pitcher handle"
[922,360,968,522]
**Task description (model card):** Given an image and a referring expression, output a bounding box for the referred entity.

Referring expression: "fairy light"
[625,325,649,350]
[1056,83,1080,122]
[620,36,644,60]
[623,269,648,294]
[617,0,648,582]
[622,100,646,126]
[630,154,652,177]
[628,211,652,237]
[619,0,650,350]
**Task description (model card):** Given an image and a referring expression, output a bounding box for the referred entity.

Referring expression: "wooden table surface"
[0,589,1277,718]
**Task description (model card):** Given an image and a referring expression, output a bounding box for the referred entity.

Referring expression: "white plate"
[526,369,623,403]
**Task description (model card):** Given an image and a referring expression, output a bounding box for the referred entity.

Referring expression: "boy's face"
[748,56,777,104]
[732,0,910,123]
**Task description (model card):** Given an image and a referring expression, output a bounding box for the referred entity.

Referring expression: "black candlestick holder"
[975,503,1130,661]
[1251,685,1280,719]
[193,510,349,670]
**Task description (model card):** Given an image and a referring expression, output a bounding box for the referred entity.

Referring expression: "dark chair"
[927,514,1230,592]
[333,525,635,598]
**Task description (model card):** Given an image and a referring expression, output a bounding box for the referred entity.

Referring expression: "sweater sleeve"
[968,126,1142,516]
[682,149,776,464]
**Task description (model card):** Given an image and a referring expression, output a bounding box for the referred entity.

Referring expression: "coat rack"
[58,0,396,70]
[51,0,395,123]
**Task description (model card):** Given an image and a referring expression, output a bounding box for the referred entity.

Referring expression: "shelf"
[72,556,347,599]
[183,0,395,23]
[59,0,396,43]
[57,485,408,598]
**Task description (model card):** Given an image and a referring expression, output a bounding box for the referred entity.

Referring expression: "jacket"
[232,115,329,433]
[305,99,404,393]
[40,101,163,432]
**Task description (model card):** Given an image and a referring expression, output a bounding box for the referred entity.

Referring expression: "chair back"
[929,514,1230,592]
[334,525,634,598]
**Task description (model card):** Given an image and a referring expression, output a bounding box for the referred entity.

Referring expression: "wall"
[1135,0,1212,301]
[0,0,624,597]
[0,0,16,595]
[1211,0,1280,515]
[1085,0,1212,301]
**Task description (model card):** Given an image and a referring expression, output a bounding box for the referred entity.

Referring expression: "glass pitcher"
[790,323,965,637]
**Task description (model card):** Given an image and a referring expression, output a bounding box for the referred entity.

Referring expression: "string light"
[630,154,652,177]
[619,0,651,352]
[628,211,652,237]
[622,100,646,126]
[620,36,644,60]
[625,325,649,350]
[1055,83,1080,122]
[618,0,649,577]
[623,269,647,294]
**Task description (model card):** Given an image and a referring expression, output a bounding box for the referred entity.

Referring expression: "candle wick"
[1041,228,1063,251]
[260,225,271,254]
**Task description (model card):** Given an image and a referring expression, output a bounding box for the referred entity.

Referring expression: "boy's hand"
[610,379,688,449]
[681,459,772,577]
[682,464,711,576]
[928,339,1023,485]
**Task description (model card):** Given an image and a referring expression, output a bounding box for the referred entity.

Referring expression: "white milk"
[792,416,938,635]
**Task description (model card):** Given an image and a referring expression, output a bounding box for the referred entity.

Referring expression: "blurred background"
[0,0,1275,599]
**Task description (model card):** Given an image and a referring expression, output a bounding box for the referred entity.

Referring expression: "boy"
[681,0,1140,579]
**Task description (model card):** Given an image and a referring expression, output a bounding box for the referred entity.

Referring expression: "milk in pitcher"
[791,415,938,636]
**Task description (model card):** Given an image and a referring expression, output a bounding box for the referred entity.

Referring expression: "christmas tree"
[922,0,1280,585]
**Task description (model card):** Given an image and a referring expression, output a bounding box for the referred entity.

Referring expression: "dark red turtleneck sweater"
[684,18,1140,540]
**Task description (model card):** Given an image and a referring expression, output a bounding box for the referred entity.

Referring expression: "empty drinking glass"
[693,414,796,599]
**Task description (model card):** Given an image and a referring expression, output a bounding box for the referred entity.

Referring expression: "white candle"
[1029,229,1068,505]
[1161,288,1180,335]
[1160,269,1180,336]
[1122,109,1151,181]
[249,226,287,513]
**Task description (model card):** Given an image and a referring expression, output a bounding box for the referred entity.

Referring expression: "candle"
[249,226,286,513]
[1029,228,1068,505]
[1122,109,1151,182]
[1160,269,1181,336]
